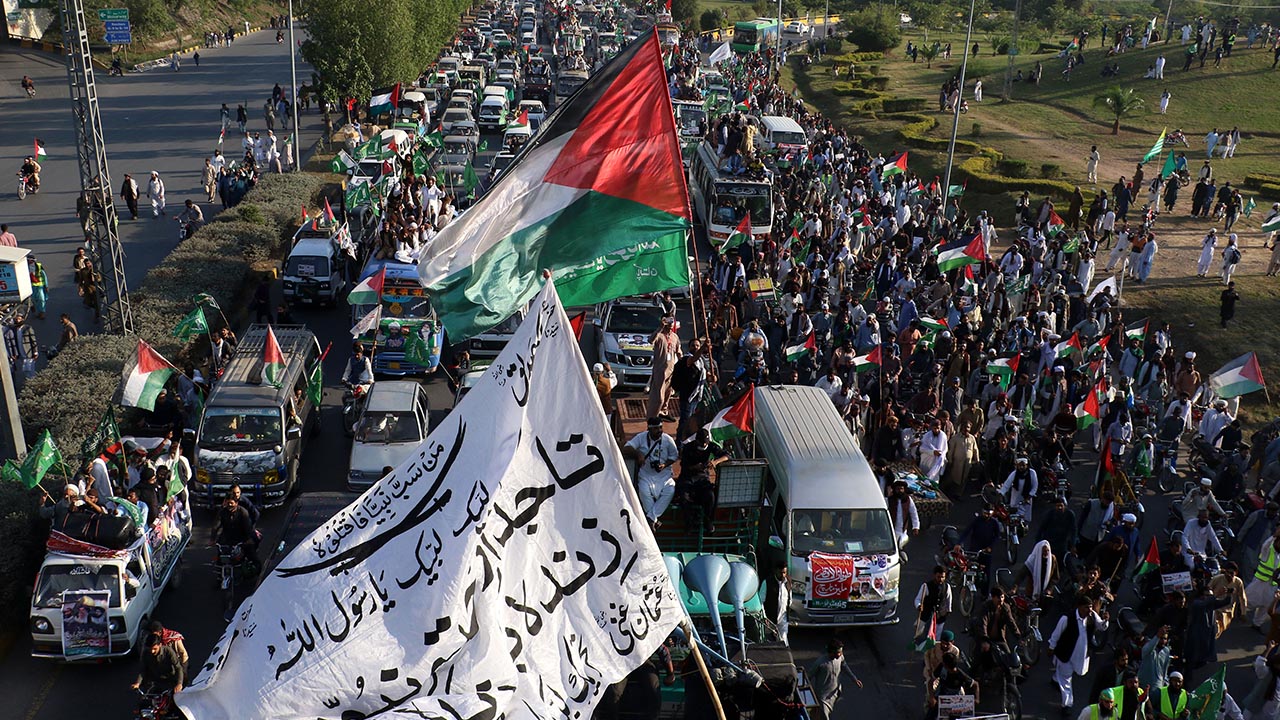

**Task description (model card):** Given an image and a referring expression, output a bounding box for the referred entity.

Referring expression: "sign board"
[105,30,133,45]
[1162,571,1193,593]
[0,246,33,304]
[938,694,976,719]
[61,589,112,658]
[103,19,129,31]
[96,7,128,21]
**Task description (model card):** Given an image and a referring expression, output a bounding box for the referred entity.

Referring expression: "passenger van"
[478,95,510,131]
[759,115,809,164]
[192,325,322,509]
[755,385,900,626]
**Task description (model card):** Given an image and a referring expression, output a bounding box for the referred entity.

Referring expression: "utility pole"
[60,0,133,334]
[288,0,301,171]
[1002,0,1022,101]
[942,0,977,198]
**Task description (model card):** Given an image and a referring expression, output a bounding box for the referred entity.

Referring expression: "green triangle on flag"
[263,326,286,388]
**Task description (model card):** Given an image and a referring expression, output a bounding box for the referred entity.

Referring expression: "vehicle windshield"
[791,509,896,556]
[200,407,283,450]
[355,411,423,444]
[607,305,663,334]
[379,284,435,320]
[712,189,770,226]
[444,140,472,155]
[677,106,706,135]
[773,130,807,146]
[557,77,586,95]
[35,565,122,609]
[285,254,330,279]
[733,27,758,45]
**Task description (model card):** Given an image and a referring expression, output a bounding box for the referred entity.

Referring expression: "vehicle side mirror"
[287,426,303,439]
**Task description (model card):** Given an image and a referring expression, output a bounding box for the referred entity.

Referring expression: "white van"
[754,385,900,626]
[477,95,510,131]
[759,115,809,162]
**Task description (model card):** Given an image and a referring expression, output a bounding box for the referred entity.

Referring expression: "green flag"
[1161,151,1176,178]
[78,406,120,462]
[463,162,479,195]
[192,292,220,310]
[1244,196,1257,218]
[477,139,489,153]
[329,150,358,174]
[345,181,372,209]
[422,131,444,149]
[412,150,431,178]
[947,184,965,198]
[172,305,209,342]
[1187,665,1226,720]
[20,430,63,490]
[1005,274,1031,297]
[1063,234,1082,254]
[306,359,323,407]
[403,327,434,366]
[1142,127,1167,164]
[112,496,145,527]
[1,459,22,486]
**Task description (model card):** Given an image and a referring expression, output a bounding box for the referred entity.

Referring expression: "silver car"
[347,381,429,490]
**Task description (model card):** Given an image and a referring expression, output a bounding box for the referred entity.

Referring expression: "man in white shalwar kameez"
[1197,229,1219,276]
[1048,595,1109,711]
[918,419,949,482]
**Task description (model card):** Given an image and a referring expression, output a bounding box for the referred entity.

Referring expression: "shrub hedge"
[1,171,332,625]
[891,112,1003,158]
[957,155,1079,199]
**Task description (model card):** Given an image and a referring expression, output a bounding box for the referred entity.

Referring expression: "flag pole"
[682,619,729,720]
[688,227,709,351]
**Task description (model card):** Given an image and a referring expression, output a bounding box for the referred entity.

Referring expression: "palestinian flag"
[512,109,530,127]
[569,311,586,340]
[707,389,755,443]
[1125,319,1148,343]
[323,197,336,224]
[785,333,816,362]
[1076,378,1107,428]
[960,265,978,295]
[118,340,176,411]
[368,84,401,116]
[986,354,1020,388]
[417,32,692,341]
[724,212,752,249]
[1262,214,1280,234]
[919,316,948,334]
[1054,332,1082,358]
[1086,334,1111,357]
[881,151,908,179]
[1067,36,1080,51]
[1133,537,1161,579]
[1209,351,1266,399]
[1143,128,1167,164]
[347,267,386,306]
[853,345,882,373]
[936,233,986,273]
[34,138,46,159]
[263,326,285,388]
[1046,210,1066,238]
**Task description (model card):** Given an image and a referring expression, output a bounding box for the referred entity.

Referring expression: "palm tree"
[1092,86,1145,135]
[919,44,940,68]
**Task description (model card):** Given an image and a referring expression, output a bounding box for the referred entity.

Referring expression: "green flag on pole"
[422,131,444,149]
[1187,665,1226,720]
[20,430,63,490]
[1161,151,1176,178]
[463,162,479,195]
[947,184,965,198]
[1142,128,1167,164]
[1,459,22,486]
[78,406,121,462]
[477,139,488,153]
[1244,196,1257,218]
[412,150,431,178]
[345,181,373,209]
[172,305,209,342]
[306,359,324,407]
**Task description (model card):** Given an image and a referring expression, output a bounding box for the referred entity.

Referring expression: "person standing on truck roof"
[647,316,679,421]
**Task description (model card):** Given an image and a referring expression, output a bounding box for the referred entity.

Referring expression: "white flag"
[708,41,733,65]
[349,304,382,337]
[1087,274,1120,303]
[178,280,683,720]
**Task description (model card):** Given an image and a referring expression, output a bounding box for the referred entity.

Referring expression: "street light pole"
[775,0,782,60]
[941,0,977,201]
[288,0,301,172]
[1002,0,1022,101]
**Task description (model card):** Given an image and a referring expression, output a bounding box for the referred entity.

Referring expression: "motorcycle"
[984,486,1026,565]
[342,381,369,437]
[1009,593,1042,666]
[938,527,983,617]
[24,84,35,98]
[134,686,179,720]
[213,542,255,621]
[176,218,195,241]
[16,172,37,200]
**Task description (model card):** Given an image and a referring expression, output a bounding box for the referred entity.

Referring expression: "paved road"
[0,31,322,369]
[0,29,325,720]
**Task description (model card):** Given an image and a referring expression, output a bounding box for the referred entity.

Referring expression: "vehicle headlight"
[30,616,52,634]
[108,618,124,634]
[195,468,210,485]
[264,469,281,484]
[606,351,627,364]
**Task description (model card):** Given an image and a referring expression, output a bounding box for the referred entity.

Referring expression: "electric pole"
[1002,0,1022,101]
[60,0,134,335]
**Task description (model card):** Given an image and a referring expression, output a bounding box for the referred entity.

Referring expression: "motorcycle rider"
[20,75,34,96]
[344,341,374,395]
[20,155,41,191]
[131,632,186,696]
[1181,477,1227,523]
[999,456,1038,523]
[211,493,259,567]
[174,199,204,235]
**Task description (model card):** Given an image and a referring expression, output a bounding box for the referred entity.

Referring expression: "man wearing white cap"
[1182,477,1227,523]
[1183,508,1225,559]
[1000,457,1038,523]
[1146,671,1187,720]
[1198,399,1233,446]
[147,171,166,216]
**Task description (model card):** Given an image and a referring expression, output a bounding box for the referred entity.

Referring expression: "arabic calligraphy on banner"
[177,281,683,720]
[808,552,857,609]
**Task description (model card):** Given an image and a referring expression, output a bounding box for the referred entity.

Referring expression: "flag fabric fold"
[707,388,755,443]
[263,326,285,388]
[1209,352,1266,399]
[20,430,63,490]
[172,305,209,342]
[118,340,176,411]
[417,32,692,342]
[785,333,816,362]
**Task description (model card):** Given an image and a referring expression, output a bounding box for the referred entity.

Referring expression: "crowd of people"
[623,23,1280,720]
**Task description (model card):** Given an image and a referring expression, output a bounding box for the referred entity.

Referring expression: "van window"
[201,407,283,450]
[34,565,122,608]
[286,255,330,279]
[791,509,894,556]
[772,130,807,146]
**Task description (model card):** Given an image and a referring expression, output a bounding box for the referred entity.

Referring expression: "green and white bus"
[731,19,778,53]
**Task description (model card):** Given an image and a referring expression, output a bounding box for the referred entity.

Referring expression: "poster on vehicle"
[938,693,976,719]
[61,590,112,658]
[808,552,856,608]
[1162,571,1193,594]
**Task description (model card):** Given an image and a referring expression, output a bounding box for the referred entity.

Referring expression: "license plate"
[388,362,401,369]
[831,613,858,624]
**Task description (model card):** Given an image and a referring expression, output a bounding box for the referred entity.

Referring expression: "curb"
[175,25,264,56]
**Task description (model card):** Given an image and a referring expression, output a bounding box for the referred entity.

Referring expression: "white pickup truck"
[29,492,191,661]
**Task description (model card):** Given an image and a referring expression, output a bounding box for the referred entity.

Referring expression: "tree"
[844,8,901,52]
[671,0,698,25]
[918,43,940,67]
[1092,86,1145,134]
[700,9,723,33]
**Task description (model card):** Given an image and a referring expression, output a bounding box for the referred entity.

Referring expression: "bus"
[732,19,778,54]
[350,259,444,376]
[672,99,707,163]
[655,21,680,49]
[554,68,589,107]
[688,141,773,245]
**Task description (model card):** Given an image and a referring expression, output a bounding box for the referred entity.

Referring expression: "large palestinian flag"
[418,32,692,340]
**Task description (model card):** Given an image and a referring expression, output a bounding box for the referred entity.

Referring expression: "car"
[594,297,668,389]
[347,380,430,490]
[440,107,475,134]
[454,360,494,406]
[439,135,477,166]
[450,119,480,138]
[517,99,546,130]
[785,21,809,35]
[487,150,518,183]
